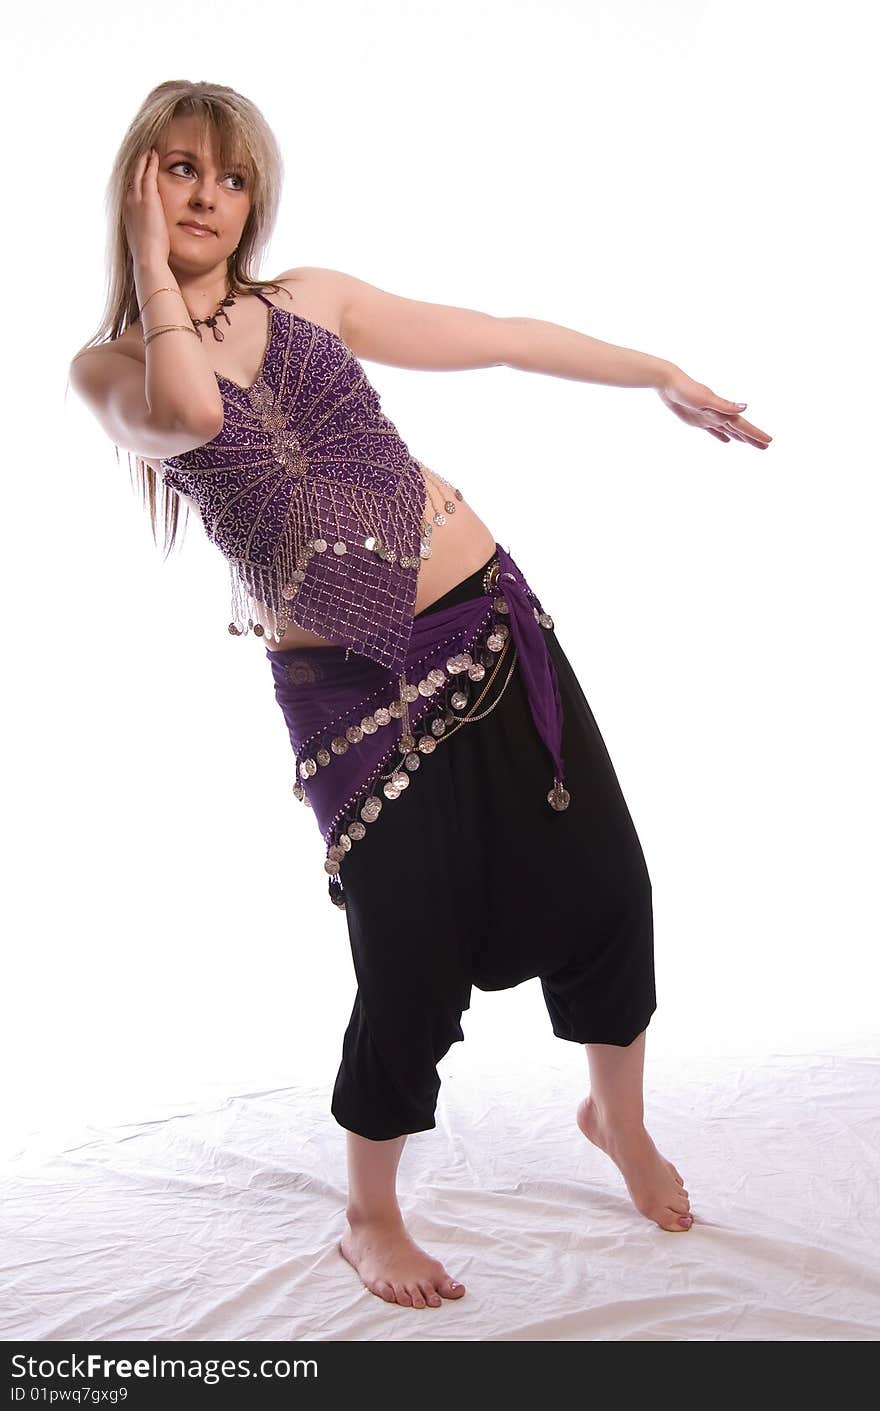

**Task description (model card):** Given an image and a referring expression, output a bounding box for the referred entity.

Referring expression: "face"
[154,115,252,267]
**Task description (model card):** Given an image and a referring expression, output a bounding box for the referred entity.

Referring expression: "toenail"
[679,1216,693,1227]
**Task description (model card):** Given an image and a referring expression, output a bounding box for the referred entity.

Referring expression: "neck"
[169,261,232,319]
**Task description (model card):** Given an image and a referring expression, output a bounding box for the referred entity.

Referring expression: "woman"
[69,81,772,1312]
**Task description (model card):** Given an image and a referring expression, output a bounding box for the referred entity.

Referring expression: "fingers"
[707,420,773,449]
[140,148,156,195]
[129,148,155,202]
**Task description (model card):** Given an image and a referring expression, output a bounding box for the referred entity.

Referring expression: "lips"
[179,222,215,234]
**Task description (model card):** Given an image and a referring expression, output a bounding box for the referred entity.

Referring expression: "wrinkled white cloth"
[3,1040,879,1342]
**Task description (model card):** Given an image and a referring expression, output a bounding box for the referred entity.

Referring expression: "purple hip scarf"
[265,542,568,908]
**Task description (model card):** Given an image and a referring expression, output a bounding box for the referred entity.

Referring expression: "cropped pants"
[331,549,656,1141]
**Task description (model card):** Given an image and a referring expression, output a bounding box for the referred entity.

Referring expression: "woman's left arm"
[296,267,772,451]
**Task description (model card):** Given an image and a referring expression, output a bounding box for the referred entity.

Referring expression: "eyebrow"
[164,148,246,171]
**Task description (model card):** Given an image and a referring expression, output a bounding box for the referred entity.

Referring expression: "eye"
[168,161,246,190]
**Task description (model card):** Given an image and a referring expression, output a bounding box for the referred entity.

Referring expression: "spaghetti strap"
[251,289,275,307]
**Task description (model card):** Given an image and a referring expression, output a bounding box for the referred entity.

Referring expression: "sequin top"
[159,290,430,673]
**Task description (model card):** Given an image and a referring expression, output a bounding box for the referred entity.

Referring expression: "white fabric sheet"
[3,1044,879,1342]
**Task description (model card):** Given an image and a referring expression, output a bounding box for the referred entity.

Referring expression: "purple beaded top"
[159,290,428,672]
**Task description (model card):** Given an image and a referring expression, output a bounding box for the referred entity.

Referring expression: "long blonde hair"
[70,79,288,557]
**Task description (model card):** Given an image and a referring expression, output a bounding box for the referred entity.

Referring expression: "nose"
[189,175,220,208]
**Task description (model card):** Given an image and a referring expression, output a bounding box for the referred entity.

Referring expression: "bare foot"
[577,1095,694,1233]
[339,1215,466,1308]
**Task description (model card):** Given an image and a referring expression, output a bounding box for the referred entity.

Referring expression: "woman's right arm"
[68,148,225,460]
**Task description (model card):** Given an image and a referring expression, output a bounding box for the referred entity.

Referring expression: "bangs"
[167,98,257,185]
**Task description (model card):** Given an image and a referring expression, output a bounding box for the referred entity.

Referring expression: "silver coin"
[374,707,391,726]
[331,736,349,754]
[324,858,340,875]
[450,690,468,710]
[314,539,328,552]
[467,663,486,681]
[347,821,367,840]
[427,668,446,687]
[418,735,437,754]
[345,724,364,743]
[316,748,331,766]
[361,716,379,734]
[333,540,347,555]
[404,753,421,770]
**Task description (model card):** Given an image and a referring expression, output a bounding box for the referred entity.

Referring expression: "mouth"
[179,222,216,236]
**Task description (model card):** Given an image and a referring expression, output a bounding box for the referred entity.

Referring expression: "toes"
[407,1284,427,1309]
[392,1285,413,1306]
[421,1283,442,1308]
[372,1281,396,1302]
[439,1277,466,1299]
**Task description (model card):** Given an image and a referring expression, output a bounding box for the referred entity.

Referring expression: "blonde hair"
[69,79,288,557]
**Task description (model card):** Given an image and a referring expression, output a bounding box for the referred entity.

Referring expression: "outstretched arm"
[279,266,772,451]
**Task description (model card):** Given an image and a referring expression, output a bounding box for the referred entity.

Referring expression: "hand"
[657,367,773,449]
[123,147,171,269]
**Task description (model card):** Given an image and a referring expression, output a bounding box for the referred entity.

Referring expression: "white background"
[2,0,877,1155]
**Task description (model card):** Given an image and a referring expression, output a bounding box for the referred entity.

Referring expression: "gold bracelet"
[138,286,186,318]
[142,322,194,336]
[143,324,199,347]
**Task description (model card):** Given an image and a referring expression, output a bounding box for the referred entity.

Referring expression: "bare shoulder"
[270,265,358,337]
